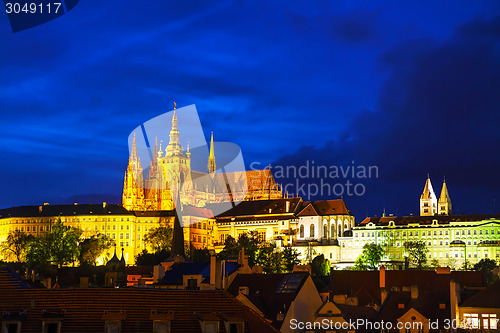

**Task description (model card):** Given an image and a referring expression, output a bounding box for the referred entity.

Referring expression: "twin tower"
[420,176,452,216]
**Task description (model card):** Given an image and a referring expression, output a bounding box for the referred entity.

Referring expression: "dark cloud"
[272,16,500,217]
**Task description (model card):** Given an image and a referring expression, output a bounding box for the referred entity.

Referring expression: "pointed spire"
[208,131,216,173]
[421,176,436,200]
[438,177,452,215]
[165,109,184,157]
[186,141,191,158]
[130,132,138,161]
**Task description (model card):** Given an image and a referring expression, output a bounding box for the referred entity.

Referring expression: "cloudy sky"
[0,0,499,218]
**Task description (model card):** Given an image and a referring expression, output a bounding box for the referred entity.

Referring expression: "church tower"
[438,178,452,215]
[122,133,145,210]
[420,176,437,216]
[160,109,193,208]
[208,132,216,174]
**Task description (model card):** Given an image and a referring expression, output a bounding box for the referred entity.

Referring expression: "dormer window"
[42,321,61,333]
[102,311,126,333]
[41,310,64,333]
[198,313,220,333]
[1,322,21,333]
[150,310,174,333]
[223,314,245,333]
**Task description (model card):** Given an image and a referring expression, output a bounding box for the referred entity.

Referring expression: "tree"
[0,230,33,262]
[282,246,300,272]
[429,258,440,269]
[255,242,283,273]
[45,220,82,268]
[190,248,211,263]
[24,220,82,268]
[25,236,50,268]
[79,233,115,265]
[311,254,330,276]
[143,226,173,254]
[218,232,261,266]
[473,258,499,285]
[353,243,384,270]
[404,241,429,269]
[135,249,168,266]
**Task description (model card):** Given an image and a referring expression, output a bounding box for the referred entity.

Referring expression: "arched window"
[331,225,335,238]
[310,224,315,238]
[299,225,304,238]
[324,225,328,238]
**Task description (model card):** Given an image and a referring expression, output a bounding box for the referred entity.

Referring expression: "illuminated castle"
[122,110,283,211]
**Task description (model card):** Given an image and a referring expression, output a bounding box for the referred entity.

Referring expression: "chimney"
[39,206,42,213]
[103,202,107,208]
[286,201,290,213]
[238,286,249,296]
[210,255,216,285]
[153,265,165,283]
[43,203,49,205]
[450,280,461,322]
[411,285,418,299]
[379,266,386,288]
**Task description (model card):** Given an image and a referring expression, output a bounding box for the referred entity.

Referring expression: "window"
[463,314,479,329]
[201,322,219,333]
[482,314,497,330]
[104,321,121,333]
[153,321,170,333]
[42,322,61,333]
[225,322,244,333]
[1,322,21,333]
[310,224,315,238]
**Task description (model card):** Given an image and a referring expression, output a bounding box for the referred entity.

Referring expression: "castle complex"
[0,112,498,268]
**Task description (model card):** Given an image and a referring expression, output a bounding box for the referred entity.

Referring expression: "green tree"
[190,248,211,263]
[255,242,283,273]
[135,249,168,266]
[473,258,499,285]
[25,236,50,268]
[24,220,82,268]
[143,226,173,254]
[79,233,115,265]
[404,241,429,269]
[429,258,440,269]
[352,256,368,270]
[218,232,261,266]
[282,246,300,272]
[311,254,330,276]
[353,243,384,270]
[0,230,33,262]
[46,220,82,268]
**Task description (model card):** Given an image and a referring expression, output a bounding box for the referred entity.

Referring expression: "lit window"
[1,321,21,333]
[153,321,170,333]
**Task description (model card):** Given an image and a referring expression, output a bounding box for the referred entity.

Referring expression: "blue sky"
[0,0,499,218]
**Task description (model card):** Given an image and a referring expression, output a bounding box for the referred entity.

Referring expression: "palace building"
[347,177,500,268]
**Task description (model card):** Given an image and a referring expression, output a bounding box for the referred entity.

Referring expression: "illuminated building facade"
[122,110,283,212]
[343,178,500,268]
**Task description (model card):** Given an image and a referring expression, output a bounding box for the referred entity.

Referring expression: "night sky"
[1,1,499,220]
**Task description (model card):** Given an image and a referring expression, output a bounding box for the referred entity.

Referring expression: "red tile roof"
[0,268,279,333]
[297,200,351,217]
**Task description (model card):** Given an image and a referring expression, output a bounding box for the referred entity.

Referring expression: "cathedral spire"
[420,175,437,216]
[130,132,138,161]
[165,109,184,157]
[208,131,216,173]
[438,178,452,215]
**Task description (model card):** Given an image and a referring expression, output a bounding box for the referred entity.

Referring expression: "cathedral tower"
[122,133,145,210]
[420,175,437,216]
[438,178,452,215]
[160,110,193,207]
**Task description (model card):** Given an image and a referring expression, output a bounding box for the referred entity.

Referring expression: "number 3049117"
[5,2,62,14]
